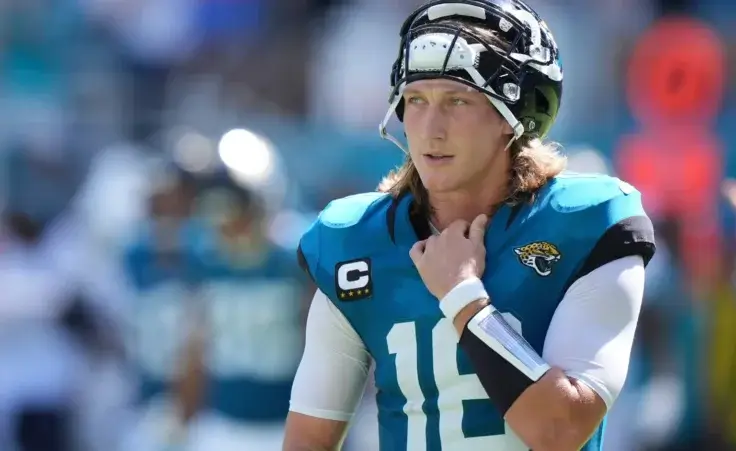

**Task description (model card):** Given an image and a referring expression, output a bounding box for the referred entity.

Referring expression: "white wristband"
[439,277,489,320]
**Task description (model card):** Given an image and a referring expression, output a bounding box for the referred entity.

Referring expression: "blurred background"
[0,0,733,450]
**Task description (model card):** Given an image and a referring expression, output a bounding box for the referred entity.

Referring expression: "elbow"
[519,400,605,451]
[504,370,608,450]
[509,395,604,451]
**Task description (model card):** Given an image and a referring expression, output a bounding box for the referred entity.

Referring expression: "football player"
[180,143,308,451]
[123,163,200,450]
[127,135,308,450]
[284,1,656,450]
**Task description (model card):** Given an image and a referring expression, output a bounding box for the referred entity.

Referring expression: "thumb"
[409,240,426,266]
[468,214,488,245]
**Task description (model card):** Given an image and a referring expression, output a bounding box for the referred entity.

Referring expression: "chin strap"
[504,134,518,152]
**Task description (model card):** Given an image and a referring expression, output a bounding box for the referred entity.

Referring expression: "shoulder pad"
[537,172,655,268]
[540,173,648,231]
[316,192,389,228]
[297,192,393,295]
[544,172,641,213]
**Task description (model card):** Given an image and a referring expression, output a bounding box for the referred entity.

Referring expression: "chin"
[418,171,462,194]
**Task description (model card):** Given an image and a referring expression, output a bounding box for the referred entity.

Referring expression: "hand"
[409,214,488,299]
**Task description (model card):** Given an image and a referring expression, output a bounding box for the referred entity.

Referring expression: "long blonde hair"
[377,137,567,213]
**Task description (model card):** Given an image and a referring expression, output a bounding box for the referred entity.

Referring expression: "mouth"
[423,154,455,162]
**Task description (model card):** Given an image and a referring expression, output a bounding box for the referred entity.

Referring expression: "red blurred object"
[619,17,727,296]
[617,130,722,291]
[627,17,726,127]
[617,130,721,217]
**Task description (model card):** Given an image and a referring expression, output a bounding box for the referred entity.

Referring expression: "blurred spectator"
[307,0,418,128]
[81,0,201,146]
[0,0,81,153]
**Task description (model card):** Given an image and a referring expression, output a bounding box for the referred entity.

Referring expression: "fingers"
[438,217,486,243]
[444,220,470,237]
[468,214,488,245]
[409,240,426,265]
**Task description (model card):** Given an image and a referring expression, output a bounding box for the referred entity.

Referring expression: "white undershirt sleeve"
[289,289,372,422]
[542,255,646,409]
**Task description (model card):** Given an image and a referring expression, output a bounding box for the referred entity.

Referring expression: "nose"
[419,105,447,142]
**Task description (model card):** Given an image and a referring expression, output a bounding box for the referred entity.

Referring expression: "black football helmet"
[379,0,563,150]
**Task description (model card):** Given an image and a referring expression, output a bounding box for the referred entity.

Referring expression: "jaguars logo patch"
[513,242,561,277]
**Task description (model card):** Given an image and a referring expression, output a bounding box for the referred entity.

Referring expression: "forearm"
[172,330,207,424]
[452,298,487,334]
[454,301,604,450]
[503,369,605,450]
[283,444,338,451]
[286,290,370,451]
[283,412,348,451]
[283,438,344,451]
[450,257,645,449]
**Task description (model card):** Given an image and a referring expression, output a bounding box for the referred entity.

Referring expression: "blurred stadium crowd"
[0,0,734,450]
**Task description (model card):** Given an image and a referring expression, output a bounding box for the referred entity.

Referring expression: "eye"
[450,97,469,106]
[406,95,426,105]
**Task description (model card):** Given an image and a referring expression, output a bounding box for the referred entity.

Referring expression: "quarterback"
[285,1,655,450]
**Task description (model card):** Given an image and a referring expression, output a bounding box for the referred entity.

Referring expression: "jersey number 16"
[387,317,527,450]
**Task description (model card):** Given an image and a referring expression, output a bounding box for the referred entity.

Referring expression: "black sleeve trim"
[458,327,536,416]
[574,215,656,282]
[386,195,400,243]
[296,244,315,283]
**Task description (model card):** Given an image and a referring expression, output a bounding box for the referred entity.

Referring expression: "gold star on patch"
[340,292,346,298]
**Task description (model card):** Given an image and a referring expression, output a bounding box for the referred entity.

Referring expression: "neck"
[428,171,509,232]
[428,189,503,231]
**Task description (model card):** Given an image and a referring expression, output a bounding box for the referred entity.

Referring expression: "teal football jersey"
[125,222,197,404]
[126,221,306,422]
[298,174,655,451]
[188,222,306,422]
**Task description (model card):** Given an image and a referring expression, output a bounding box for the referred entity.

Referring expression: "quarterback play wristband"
[439,277,489,320]
[459,305,551,415]
[467,305,551,381]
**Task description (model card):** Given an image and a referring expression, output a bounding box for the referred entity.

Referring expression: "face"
[197,187,263,240]
[402,79,513,193]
